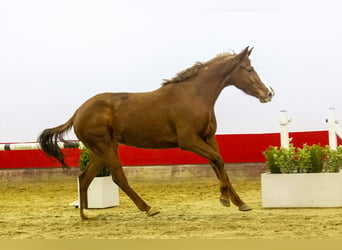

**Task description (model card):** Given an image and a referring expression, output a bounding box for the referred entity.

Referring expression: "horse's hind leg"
[101,146,160,216]
[78,151,105,220]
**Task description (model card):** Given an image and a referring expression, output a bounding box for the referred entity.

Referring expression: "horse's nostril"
[270,87,275,96]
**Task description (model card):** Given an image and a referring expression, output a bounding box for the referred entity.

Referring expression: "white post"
[328,108,338,150]
[327,108,342,150]
[279,110,291,149]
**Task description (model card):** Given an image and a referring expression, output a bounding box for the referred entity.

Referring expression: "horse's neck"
[193,77,225,106]
[192,61,237,105]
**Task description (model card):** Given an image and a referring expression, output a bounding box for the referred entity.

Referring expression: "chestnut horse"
[38,47,274,219]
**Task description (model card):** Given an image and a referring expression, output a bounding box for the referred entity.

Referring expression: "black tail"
[38,114,75,169]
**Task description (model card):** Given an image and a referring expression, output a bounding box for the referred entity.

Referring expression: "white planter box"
[261,172,342,208]
[71,176,119,209]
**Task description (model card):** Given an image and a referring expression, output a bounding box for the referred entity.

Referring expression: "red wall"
[0,131,339,169]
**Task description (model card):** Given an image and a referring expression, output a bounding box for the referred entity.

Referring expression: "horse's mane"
[162,52,234,86]
[162,62,203,86]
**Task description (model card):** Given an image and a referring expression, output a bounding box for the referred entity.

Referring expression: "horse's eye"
[247,67,254,73]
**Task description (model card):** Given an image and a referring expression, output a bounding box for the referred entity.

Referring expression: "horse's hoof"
[220,198,231,207]
[146,207,160,216]
[239,203,252,212]
[81,209,99,219]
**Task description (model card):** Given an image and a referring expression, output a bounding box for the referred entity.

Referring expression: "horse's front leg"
[209,159,231,207]
[210,160,252,211]
[206,136,252,211]
[183,135,251,212]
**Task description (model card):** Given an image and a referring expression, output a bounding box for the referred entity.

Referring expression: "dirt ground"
[1,165,342,239]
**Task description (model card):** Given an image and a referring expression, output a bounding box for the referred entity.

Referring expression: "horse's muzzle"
[260,86,275,103]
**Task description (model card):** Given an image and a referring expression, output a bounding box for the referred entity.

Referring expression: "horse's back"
[72,90,178,148]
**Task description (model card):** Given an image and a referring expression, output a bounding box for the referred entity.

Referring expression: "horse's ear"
[238,46,250,61]
[248,47,254,56]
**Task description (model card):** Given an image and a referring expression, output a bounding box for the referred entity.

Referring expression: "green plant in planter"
[263,146,281,173]
[79,147,110,177]
[264,144,342,174]
[297,144,327,173]
[325,146,342,173]
[263,144,297,173]
[276,144,297,174]
[309,144,328,173]
[296,145,312,173]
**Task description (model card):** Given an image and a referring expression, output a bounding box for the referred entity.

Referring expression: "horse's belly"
[116,129,178,149]
[120,140,178,149]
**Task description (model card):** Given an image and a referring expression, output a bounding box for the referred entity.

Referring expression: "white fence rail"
[0,141,82,151]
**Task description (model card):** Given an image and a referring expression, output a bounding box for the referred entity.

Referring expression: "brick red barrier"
[0,131,338,169]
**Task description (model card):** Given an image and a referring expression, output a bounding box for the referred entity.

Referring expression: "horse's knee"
[212,155,224,166]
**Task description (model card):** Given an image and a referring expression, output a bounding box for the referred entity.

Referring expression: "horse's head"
[224,47,274,103]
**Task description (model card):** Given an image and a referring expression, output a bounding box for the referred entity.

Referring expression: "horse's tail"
[38,113,76,169]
